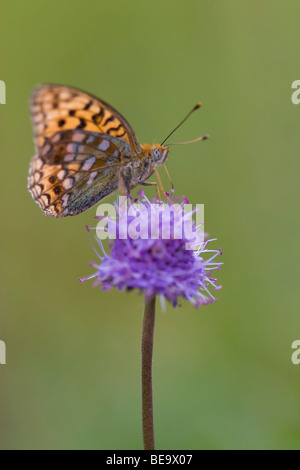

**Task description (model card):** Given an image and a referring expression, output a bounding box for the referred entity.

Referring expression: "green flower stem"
[141,295,156,450]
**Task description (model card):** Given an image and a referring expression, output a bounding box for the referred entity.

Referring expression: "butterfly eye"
[153,149,161,161]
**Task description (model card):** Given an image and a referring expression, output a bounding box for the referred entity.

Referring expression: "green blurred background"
[1,0,299,450]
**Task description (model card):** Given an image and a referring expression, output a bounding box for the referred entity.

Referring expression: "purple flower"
[80,194,223,308]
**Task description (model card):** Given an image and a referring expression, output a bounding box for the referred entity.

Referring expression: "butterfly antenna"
[160,102,203,146]
[167,134,209,145]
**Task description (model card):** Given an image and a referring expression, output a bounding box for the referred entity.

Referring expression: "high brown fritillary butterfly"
[28,85,207,217]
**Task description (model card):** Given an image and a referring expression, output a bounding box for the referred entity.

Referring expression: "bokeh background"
[1,0,299,450]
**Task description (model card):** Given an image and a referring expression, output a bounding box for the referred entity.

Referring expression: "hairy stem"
[141,295,156,450]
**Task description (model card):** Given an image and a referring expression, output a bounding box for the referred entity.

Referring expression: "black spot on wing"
[103,115,115,126]
[76,118,87,129]
[83,100,93,110]
[107,123,123,135]
[92,108,104,125]
[54,186,61,195]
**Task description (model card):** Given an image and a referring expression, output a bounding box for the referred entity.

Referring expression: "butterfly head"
[150,144,170,167]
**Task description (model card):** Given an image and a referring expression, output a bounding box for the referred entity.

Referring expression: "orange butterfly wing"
[28,85,143,217]
[30,84,142,154]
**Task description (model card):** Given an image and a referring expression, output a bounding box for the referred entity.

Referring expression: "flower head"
[80,194,223,308]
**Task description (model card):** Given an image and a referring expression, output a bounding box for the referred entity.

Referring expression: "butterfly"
[28,85,207,217]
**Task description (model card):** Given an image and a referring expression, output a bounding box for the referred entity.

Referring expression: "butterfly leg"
[153,168,172,203]
[119,167,133,198]
[118,172,125,195]
[163,164,175,193]
[141,181,162,201]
